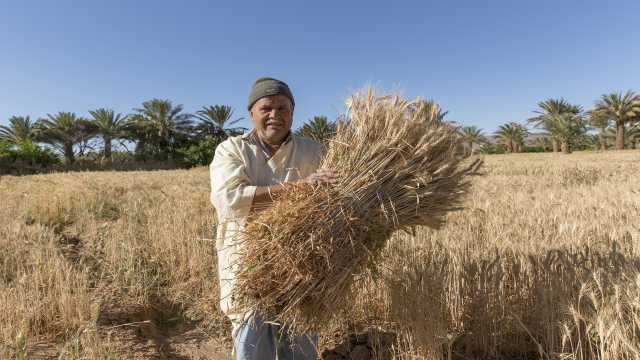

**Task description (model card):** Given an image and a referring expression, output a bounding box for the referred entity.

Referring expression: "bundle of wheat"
[233,89,481,333]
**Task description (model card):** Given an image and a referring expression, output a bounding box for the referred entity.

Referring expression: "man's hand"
[251,169,339,211]
[301,169,339,186]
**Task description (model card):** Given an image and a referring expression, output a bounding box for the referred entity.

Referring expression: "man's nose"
[269,109,280,118]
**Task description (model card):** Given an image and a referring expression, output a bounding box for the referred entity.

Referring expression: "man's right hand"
[251,169,339,211]
[301,169,339,186]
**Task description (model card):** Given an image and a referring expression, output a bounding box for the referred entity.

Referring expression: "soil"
[24,326,231,360]
[24,299,233,360]
[23,325,396,360]
[22,295,394,359]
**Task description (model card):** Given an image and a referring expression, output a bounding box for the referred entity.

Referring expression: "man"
[209,77,336,359]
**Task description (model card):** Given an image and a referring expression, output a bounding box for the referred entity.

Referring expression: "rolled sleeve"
[210,141,257,221]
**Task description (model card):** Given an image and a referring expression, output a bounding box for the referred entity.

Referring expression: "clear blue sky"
[1,0,638,133]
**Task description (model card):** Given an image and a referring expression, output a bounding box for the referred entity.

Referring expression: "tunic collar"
[242,129,292,160]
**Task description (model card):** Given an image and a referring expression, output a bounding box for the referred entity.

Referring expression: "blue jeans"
[233,313,318,360]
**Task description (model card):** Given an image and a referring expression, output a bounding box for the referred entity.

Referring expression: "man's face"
[249,95,293,145]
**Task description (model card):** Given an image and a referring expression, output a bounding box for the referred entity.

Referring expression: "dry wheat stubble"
[0,150,639,358]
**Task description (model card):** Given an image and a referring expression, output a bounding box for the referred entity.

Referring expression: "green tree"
[295,116,337,144]
[14,140,60,166]
[0,139,60,173]
[195,105,244,140]
[629,123,640,149]
[587,110,611,151]
[36,112,95,164]
[0,140,16,168]
[529,98,582,152]
[88,108,131,160]
[532,136,553,152]
[458,126,486,156]
[495,122,527,153]
[594,91,640,150]
[605,123,640,149]
[175,137,220,167]
[0,116,38,143]
[478,142,506,154]
[544,113,588,154]
[130,99,193,159]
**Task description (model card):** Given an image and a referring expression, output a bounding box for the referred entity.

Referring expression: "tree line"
[458,90,640,155]
[1,90,639,172]
[0,99,340,171]
[1,100,246,167]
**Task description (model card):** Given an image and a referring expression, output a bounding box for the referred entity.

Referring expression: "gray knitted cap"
[247,77,295,111]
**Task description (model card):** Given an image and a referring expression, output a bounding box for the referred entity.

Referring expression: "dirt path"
[24,325,231,360]
[24,296,392,359]
[103,325,231,360]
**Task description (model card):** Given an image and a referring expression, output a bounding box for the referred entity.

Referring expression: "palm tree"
[583,134,600,150]
[495,122,527,153]
[628,122,640,149]
[194,105,244,140]
[36,112,95,163]
[543,113,587,154]
[295,116,337,144]
[458,126,486,156]
[529,98,582,153]
[131,99,193,156]
[533,135,552,151]
[594,91,640,150]
[88,108,130,160]
[587,110,611,151]
[0,116,37,144]
[605,123,640,149]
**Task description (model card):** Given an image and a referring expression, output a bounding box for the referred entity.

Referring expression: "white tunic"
[209,132,324,324]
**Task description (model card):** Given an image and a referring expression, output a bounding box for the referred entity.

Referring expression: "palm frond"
[195,105,244,139]
[0,116,37,143]
[295,116,337,144]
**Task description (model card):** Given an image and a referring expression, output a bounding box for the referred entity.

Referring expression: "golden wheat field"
[1,150,639,359]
